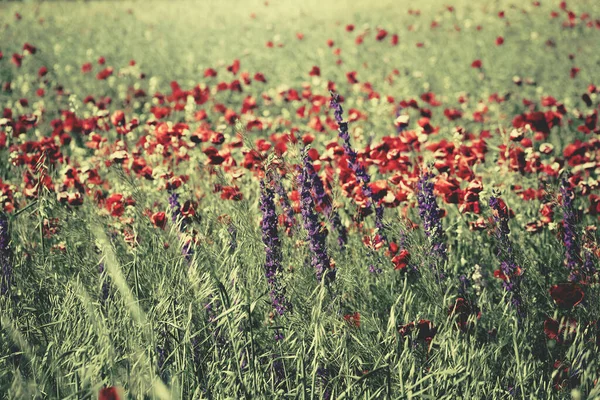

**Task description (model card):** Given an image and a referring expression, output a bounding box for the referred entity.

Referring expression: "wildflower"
[260,180,289,315]
[489,195,525,319]
[302,153,347,248]
[330,92,387,243]
[417,173,448,276]
[297,156,333,283]
[99,386,123,400]
[549,283,584,309]
[272,174,297,236]
[0,213,12,296]
[560,174,581,282]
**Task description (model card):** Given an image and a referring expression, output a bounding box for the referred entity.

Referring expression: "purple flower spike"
[303,155,348,249]
[0,213,13,297]
[489,195,525,320]
[273,176,297,236]
[260,180,290,315]
[330,92,387,244]
[417,173,448,266]
[297,154,333,283]
[560,174,581,282]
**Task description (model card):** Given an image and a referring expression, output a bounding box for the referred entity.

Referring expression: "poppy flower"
[495,36,504,45]
[343,312,361,328]
[346,71,358,84]
[99,386,123,400]
[11,54,23,68]
[448,298,481,332]
[376,29,388,41]
[38,66,48,78]
[96,67,113,80]
[471,60,482,69]
[570,67,580,79]
[151,212,167,229]
[23,43,37,54]
[549,283,584,309]
[227,59,240,75]
[392,249,410,270]
[346,24,354,32]
[253,72,266,82]
[543,317,577,344]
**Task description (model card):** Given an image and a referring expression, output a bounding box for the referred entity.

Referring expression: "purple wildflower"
[298,155,333,283]
[0,213,12,296]
[260,180,290,315]
[489,195,525,319]
[560,175,581,282]
[303,153,348,249]
[272,175,297,236]
[416,173,448,263]
[168,192,182,226]
[330,92,387,244]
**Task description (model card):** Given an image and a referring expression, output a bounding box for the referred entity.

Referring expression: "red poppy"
[471,60,482,69]
[96,67,114,80]
[495,36,504,46]
[309,66,321,77]
[543,317,577,344]
[549,283,584,309]
[346,71,358,84]
[448,298,481,332]
[227,59,240,75]
[11,53,23,68]
[376,29,388,41]
[343,312,361,328]
[150,212,167,229]
[23,42,37,54]
[392,249,410,270]
[99,386,122,400]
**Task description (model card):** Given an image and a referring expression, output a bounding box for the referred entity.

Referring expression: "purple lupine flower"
[416,173,448,264]
[303,153,348,249]
[298,156,333,283]
[0,213,12,296]
[227,223,237,251]
[260,180,290,315]
[330,92,387,244]
[98,263,110,303]
[489,195,525,319]
[272,175,297,236]
[168,192,182,225]
[560,175,581,282]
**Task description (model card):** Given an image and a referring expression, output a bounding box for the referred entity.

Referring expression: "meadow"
[0,0,599,398]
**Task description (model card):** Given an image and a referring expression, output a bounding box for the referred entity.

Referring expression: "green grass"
[0,0,599,399]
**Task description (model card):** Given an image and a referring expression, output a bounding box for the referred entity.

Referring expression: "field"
[1,0,600,398]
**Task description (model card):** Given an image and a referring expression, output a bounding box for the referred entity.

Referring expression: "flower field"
[1,0,599,398]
